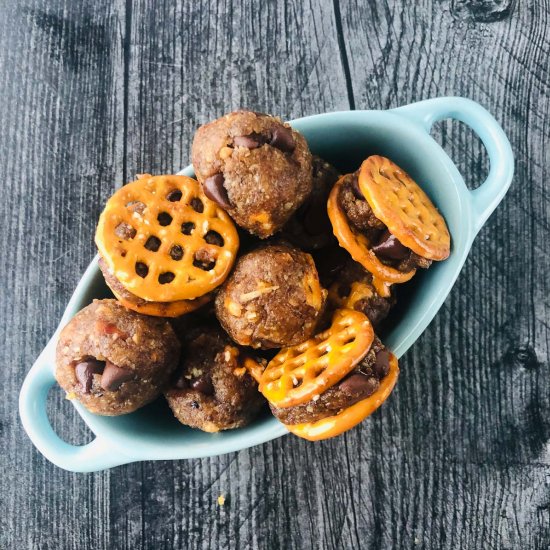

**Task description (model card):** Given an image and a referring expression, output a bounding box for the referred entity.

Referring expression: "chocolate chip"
[135,262,148,278]
[373,350,391,378]
[190,197,204,213]
[190,376,214,395]
[100,361,134,391]
[204,230,224,247]
[144,236,161,251]
[181,221,195,235]
[202,174,231,209]
[159,272,175,284]
[371,230,410,260]
[157,212,173,226]
[233,132,266,149]
[351,176,365,200]
[169,245,184,261]
[269,125,295,153]
[114,222,137,240]
[166,189,182,202]
[338,373,379,395]
[75,360,105,393]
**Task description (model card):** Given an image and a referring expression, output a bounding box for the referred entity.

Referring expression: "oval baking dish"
[19,97,514,472]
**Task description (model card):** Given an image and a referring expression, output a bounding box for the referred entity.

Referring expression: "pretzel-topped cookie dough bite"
[56,299,180,415]
[191,110,313,238]
[165,324,266,432]
[95,174,239,317]
[249,308,399,441]
[328,156,450,296]
[215,243,327,349]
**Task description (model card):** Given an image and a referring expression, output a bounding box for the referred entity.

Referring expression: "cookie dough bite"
[95,174,239,317]
[165,325,265,432]
[328,258,396,329]
[328,156,450,296]
[215,244,327,349]
[283,156,340,250]
[251,309,399,441]
[56,299,180,415]
[191,110,313,238]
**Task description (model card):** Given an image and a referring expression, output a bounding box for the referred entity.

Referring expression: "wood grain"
[1,0,548,548]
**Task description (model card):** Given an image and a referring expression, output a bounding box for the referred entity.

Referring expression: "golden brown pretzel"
[95,175,239,301]
[358,156,450,260]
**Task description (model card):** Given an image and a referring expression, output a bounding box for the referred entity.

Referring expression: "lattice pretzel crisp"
[358,156,450,260]
[96,175,239,302]
[327,175,416,289]
[259,309,374,409]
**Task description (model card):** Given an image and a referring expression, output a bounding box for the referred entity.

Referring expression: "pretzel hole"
[169,245,184,261]
[114,222,136,240]
[181,222,195,235]
[159,272,175,284]
[204,230,224,247]
[166,189,182,202]
[193,250,216,271]
[157,212,173,226]
[190,198,204,213]
[144,236,161,252]
[135,262,149,278]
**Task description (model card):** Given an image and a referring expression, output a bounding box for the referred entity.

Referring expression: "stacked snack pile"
[55,110,450,441]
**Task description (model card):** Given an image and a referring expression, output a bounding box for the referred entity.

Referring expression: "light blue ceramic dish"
[19,97,513,472]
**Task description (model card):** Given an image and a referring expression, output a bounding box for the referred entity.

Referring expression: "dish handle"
[393,97,514,234]
[19,336,131,472]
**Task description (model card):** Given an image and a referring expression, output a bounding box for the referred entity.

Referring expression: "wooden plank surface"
[1,0,549,548]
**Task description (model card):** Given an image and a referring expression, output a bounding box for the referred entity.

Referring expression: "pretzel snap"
[259,309,374,409]
[284,352,399,441]
[327,176,415,287]
[358,156,450,260]
[95,175,239,301]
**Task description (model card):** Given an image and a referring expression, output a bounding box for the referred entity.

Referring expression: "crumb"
[217,495,226,506]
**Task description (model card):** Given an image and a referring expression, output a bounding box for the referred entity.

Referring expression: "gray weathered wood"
[1,0,549,548]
